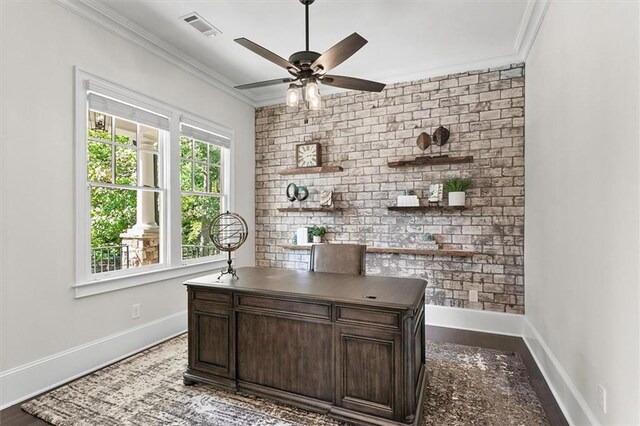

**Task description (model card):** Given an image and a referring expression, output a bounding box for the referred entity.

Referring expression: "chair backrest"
[309,244,367,275]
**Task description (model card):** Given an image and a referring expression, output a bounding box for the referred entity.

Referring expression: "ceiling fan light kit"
[286,84,300,107]
[234,0,385,111]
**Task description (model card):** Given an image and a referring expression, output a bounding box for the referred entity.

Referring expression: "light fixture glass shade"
[307,92,321,110]
[286,84,299,107]
[304,80,320,103]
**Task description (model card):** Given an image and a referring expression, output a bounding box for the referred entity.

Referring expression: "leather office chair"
[309,244,367,275]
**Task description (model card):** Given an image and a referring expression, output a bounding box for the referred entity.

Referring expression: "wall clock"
[296,142,322,168]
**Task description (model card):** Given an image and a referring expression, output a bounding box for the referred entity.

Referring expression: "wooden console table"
[183,267,427,426]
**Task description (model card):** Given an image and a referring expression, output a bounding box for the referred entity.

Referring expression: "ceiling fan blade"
[321,75,386,92]
[311,33,368,74]
[235,38,300,73]
[235,78,295,90]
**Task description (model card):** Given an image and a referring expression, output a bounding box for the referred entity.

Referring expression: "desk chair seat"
[309,244,366,275]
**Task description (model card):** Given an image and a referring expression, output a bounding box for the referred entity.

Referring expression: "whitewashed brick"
[255,63,525,313]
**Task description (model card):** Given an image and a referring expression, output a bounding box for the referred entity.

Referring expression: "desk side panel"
[188,295,236,379]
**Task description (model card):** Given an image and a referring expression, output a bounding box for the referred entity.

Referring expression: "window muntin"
[179,134,225,261]
[87,109,164,276]
[180,136,222,194]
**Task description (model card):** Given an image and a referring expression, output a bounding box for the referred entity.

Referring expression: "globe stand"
[218,245,239,280]
[210,211,248,281]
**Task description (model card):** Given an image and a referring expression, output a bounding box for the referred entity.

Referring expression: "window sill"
[73,258,227,298]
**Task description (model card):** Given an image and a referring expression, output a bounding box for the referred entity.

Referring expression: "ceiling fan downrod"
[301,0,315,52]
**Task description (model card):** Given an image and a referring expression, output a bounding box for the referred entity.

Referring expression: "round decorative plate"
[433,126,450,146]
[416,132,432,151]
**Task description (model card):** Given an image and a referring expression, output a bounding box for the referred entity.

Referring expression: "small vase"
[448,192,466,206]
[313,236,322,243]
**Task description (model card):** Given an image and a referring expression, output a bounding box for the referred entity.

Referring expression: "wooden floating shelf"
[281,244,314,250]
[279,166,344,175]
[366,247,474,257]
[277,207,340,212]
[279,244,474,257]
[387,205,471,212]
[387,155,473,168]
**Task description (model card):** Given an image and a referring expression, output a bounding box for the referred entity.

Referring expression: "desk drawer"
[336,305,401,330]
[235,294,331,320]
[192,289,232,306]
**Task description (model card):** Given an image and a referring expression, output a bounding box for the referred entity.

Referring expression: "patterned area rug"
[22,334,548,425]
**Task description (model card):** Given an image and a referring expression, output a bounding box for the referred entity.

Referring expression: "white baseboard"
[523,317,598,426]
[426,304,524,337]
[0,310,187,410]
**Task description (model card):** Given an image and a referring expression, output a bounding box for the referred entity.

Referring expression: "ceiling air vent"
[180,12,221,37]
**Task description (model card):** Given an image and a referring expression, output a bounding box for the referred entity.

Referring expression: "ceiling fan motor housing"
[288,51,322,77]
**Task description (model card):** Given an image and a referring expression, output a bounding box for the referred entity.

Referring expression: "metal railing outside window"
[91,245,129,274]
[182,245,219,260]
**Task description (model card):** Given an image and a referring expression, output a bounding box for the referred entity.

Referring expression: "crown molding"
[49,0,257,107]
[50,0,549,109]
[515,0,551,60]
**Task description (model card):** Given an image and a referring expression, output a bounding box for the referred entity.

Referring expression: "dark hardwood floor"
[0,326,567,426]
[427,326,568,426]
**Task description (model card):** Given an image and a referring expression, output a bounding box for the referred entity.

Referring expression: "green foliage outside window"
[181,195,220,249]
[87,129,223,260]
[179,136,222,257]
[88,129,137,248]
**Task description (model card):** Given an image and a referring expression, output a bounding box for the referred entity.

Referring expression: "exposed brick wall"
[255,63,525,314]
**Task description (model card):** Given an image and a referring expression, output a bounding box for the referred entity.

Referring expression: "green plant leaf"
[443,176,473,192]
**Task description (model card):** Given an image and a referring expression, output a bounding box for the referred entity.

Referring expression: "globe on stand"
[209,211,248,280]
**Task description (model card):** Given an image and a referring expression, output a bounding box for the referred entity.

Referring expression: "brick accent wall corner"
[255,63,525,314]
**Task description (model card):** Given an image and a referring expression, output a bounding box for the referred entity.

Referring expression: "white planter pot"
[448,191,466,206]
[313,236,322,243]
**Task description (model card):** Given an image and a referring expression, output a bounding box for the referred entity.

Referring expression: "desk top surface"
[185,267,426,310]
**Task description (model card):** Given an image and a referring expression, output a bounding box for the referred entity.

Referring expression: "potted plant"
[443,177,473,206]
[310,226,327,243]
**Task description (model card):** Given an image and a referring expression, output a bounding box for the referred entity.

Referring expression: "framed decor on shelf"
[320,190,333,207]
[296,142,322,168]
[428,183,443,204]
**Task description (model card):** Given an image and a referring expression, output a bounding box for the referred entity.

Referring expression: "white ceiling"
[80,0,545,106]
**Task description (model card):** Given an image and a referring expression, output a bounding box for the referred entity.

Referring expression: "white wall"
[525,1,639,425]
[0,0,254,401]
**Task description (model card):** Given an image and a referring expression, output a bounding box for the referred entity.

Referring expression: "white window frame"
[85,110,168,279]
[74,69,233,298]
[178,120,231,266]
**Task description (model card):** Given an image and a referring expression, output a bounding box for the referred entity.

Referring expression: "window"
[178,123,230,263]
[87,109,164,274]
[75,72,233,297]
[180,133,221,260]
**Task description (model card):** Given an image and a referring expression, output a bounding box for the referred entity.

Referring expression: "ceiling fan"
[233,0,386,110]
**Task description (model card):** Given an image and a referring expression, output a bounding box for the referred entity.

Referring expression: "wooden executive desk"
[183,267,427,426]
